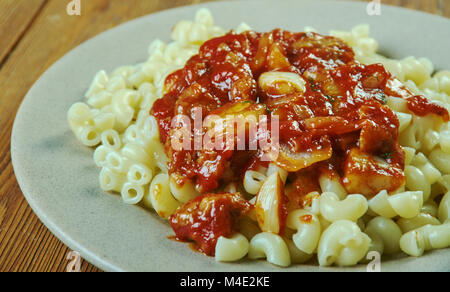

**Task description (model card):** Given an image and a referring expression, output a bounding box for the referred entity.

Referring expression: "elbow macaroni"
[68,9,450,267]
[319,192,368,222]
[317,220,371,267]
[248,232,291,267]
[215,233,249,262]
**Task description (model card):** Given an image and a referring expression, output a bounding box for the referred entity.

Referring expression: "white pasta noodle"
[101,129,121,150]
[254,173,284,234]
[399,222,450,257]
[284,238,314,264]
[319,192,368,222]
[421,200,439,217]
[99,167,126,193]
[369,190,423,219]
[395,111,413,132]
[318,174,347,200]
[93,145,113,167]
[146,173,180,219]
[411,152,442,185]
[429,149,450,174]
[363,227,384,258]
[243,170,267,195]
[397,213,441,233]
[438,192,450,223]
[317,220,370,267]
[387,191,423,219]
[405,165,431,201]
[67,9,450,267]
[267,163,288,183]
[403,146,416,165]
[169,174,200,203]
[258,72,306,95]
[439,130,450,154]
[215,233,249,262]
[105,152,133,174]
[365,217,402,255]
[286,210,321,254]
[121,182,145,205]
[85,70,109,98]
[127,163,153,185]
[248,232,291,267]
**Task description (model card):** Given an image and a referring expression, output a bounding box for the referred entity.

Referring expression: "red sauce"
[168,192,252,256]
[300,214,313,224]
[407,95,449,122]
[151,29,449,250]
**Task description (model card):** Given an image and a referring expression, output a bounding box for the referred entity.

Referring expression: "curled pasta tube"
[127,163,153,186]
[258,72,306,94]
[85,70,108,98]
[429,149,450,174]
[421,200,439,217]
[284,238,314,264]
[93,145,113,167]
[99,167,126,193]
[411,152,442,185]
[319,192,368,222]
[397,213,441,233]
[318,173,347,200]
[400,222,450,257]
[395,111,412,132]
[243,170,267,195]
[248,232,291,267]
[169,174,200,203]
[405,165,431,201]
[105,152,133,174]
[286,210,321,254]
[146,173,180,219]
[369,190,424,219]
[317,220,371,267]
[438,192,450,223]
[101,129,121,151]
[67,102,91,129]
[363,227,384,257]
[365,217,402,255]
[267,163,288,183]
[121,182,144,205]
[388,191,423,219]
[215,233,249,262]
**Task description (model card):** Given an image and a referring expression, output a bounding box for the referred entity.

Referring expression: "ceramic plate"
[11,0,450,271]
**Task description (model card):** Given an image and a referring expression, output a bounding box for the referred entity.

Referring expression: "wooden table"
[0,0,448,272]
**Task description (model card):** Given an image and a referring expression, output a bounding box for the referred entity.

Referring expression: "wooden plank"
[0,0,216,273]
[0,0,48,66]
[0,0,446,272]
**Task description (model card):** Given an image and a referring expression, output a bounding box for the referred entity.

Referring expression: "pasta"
[399,222,450,257]
[317,220,371,267]
[286,210,321,254]
[319,192,368,222]
[248,232,291,267]
[215,233,249,262]
[365,217,403,255]
[368,190,423,219]
[68,9,450,267]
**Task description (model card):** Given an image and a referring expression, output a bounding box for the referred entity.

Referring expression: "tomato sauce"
[152,29,449,249]
[168,193,252,256]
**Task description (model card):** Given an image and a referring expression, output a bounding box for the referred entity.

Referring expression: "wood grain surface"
[0,0,448,272]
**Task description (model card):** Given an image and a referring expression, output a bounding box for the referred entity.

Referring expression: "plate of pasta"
[11,0,450,271]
